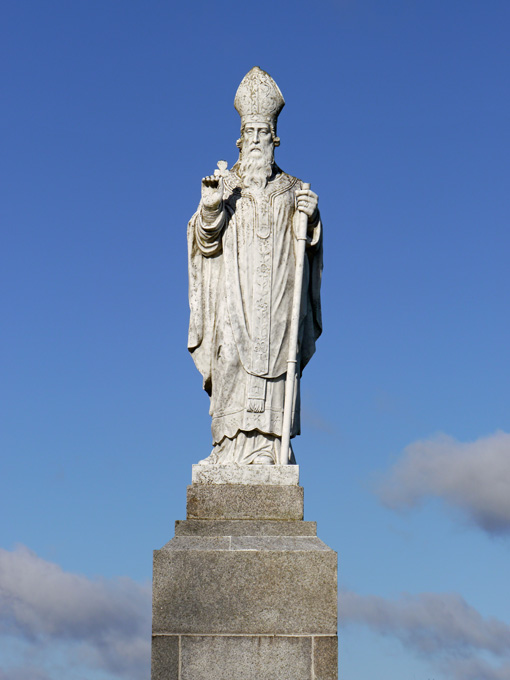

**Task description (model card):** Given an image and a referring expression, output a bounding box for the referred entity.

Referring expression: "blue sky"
[1,1,509,678]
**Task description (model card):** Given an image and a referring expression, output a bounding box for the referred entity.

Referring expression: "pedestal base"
[152,634,337,680]
[152,465,338,679]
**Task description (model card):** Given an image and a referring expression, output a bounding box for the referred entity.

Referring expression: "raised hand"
[201,174,223,211]
[201,161,228,211]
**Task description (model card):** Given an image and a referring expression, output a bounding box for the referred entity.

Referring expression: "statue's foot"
[250,452,275,465]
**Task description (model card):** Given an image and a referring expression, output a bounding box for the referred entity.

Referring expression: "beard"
[239,143,274,190]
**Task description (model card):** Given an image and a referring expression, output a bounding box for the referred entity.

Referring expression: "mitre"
[234,67,285,131]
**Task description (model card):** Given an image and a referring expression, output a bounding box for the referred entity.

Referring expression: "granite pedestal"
[152,465,338,679]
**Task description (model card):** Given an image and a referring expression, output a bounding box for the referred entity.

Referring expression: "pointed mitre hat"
[234,67,285,133]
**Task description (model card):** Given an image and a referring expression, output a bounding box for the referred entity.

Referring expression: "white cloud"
[340,589,510,680]
[377,430,510,534]
[0,545,150,680]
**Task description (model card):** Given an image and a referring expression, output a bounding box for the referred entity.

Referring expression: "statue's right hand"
[201,174,224,211]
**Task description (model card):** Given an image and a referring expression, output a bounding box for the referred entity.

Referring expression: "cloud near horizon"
[0,545,150,680]
[377,430,510,534]
[341,590,510,680]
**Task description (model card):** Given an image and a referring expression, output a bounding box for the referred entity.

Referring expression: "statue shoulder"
[272,167,302,192]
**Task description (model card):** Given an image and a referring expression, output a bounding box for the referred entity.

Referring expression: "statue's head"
[234,67,285,188]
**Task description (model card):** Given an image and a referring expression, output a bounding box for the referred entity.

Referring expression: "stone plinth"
[192,463,300,485]
[186,483,304,520]
[152,465,338,679]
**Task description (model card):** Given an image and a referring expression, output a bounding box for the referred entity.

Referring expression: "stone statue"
[187,67,322,465]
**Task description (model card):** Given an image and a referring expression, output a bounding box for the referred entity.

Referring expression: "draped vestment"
[188,164,322,463]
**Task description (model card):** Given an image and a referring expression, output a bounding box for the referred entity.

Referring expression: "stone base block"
[192,463,300,485]
[186,484,304,520]
[175,519,317,536]
[153,539,336,634]
[152,634,337,680]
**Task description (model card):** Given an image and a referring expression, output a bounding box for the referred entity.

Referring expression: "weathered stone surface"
[180,635,312,680]
[153,548,337,635]
[230,536,330,551]
[192,463,299,485]
[314,636,338,680]
[151,635,178,680]
[186,484,304,520]
[151,634,338,680]
[153,483,337,677]
[175,519,317,536]
[163,536,231,551]
[163,535,329,552]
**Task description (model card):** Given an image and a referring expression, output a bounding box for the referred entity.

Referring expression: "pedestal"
[151,465,338,679]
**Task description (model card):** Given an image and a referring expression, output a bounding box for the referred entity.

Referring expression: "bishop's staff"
[280,183,312,465]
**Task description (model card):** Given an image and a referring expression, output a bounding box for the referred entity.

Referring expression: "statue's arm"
[295,185,321,248]
[193,174,227,256]
[192,202,225,256]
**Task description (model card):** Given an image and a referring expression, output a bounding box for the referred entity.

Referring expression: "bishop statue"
[187,67,323,465]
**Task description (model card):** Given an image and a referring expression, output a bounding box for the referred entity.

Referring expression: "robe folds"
[188,164,322,459]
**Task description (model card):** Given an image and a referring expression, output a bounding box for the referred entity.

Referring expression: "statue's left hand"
[295,188,319,218]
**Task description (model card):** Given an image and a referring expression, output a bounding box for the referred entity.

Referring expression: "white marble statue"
[188,67,322,465]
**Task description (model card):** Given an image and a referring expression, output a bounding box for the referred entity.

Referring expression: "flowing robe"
[188,165,322,462]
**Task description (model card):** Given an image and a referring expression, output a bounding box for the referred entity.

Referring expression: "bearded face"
[238,122,275,190]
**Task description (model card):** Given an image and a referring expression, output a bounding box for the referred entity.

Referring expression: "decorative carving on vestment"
[221,170,299,414]
[249,192,272,377]
[223,170,299,384]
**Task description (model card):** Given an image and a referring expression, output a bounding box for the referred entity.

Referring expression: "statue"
[187,67,323,466]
